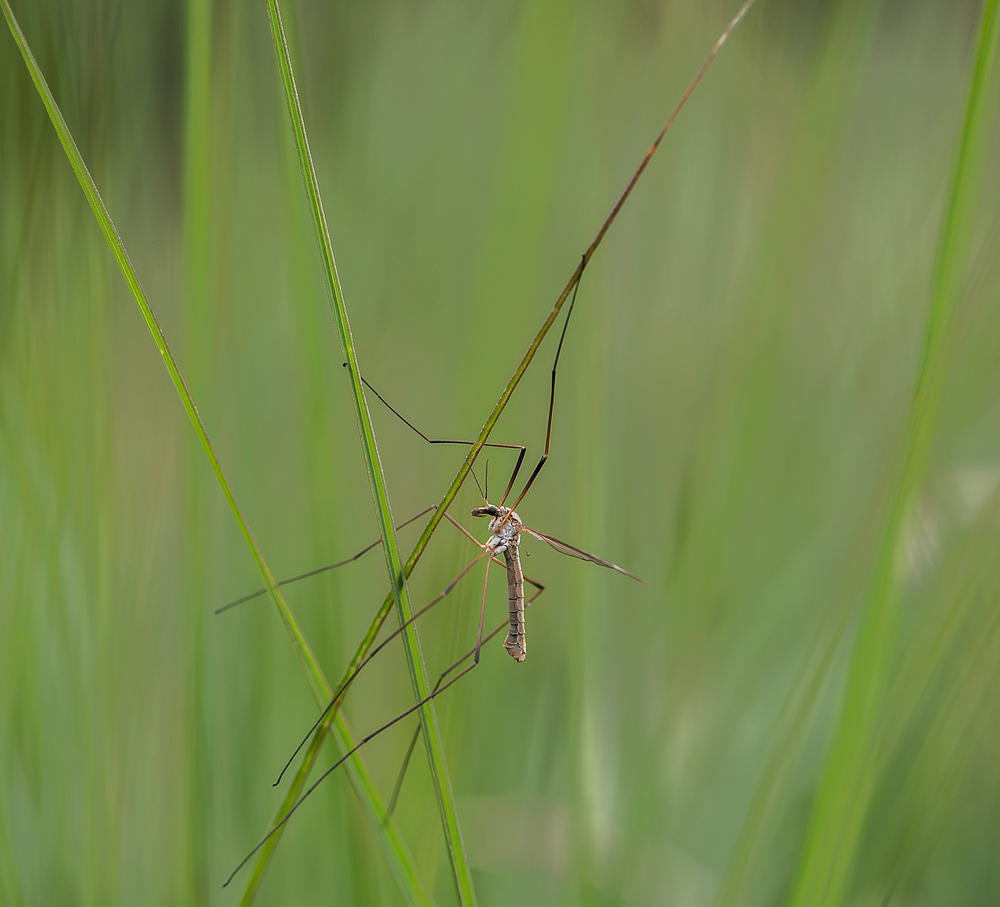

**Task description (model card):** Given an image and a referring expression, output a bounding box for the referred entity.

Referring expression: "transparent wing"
[521,526,645,584]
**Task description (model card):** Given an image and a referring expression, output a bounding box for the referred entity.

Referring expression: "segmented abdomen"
[503,543,526,662]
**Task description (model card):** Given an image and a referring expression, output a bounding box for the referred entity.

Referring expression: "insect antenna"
[469,463,488,506]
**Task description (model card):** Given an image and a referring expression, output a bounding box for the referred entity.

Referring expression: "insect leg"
[474,556,491,665]
[224,657,478,889]
[499,258,585,513]
[360,371,528,502]
[215,505,437,615]
[388,572,544,814]
[274,548,490,786]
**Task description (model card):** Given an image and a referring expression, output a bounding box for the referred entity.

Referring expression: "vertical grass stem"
[263,2,476,903]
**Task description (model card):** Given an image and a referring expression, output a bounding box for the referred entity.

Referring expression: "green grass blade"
[263,2,476,903]
[0,3,430,901]
[789,3,1000,906]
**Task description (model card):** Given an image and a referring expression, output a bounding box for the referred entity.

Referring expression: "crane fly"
[220,268,644,888]
[221,0,759,887]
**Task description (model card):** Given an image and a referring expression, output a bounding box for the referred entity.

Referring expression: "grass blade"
[263,1,476,903]
[0,2,431,902]
[789,3,1000,905]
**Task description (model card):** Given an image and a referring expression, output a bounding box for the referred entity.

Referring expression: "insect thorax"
[488,507,522,548]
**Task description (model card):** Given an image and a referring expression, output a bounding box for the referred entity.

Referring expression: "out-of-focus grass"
[2,1,1000,906]
[2,0,428,903]
[789,2,999,905]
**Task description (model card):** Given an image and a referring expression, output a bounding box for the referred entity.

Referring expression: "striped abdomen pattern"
[502,542,526,662]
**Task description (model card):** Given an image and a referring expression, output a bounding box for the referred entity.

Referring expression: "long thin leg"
[387,572,545,815]
[219,507,493,616]
[443,512,485,547]
[361,373,528,504]
[215,505,437,615]
[227,615,521,886]
[499,257,585,514]
[473,556,491,665]
[387,723,422,816]
[272,513,509,785]
[224,657,479,888]
[274,548,490,786]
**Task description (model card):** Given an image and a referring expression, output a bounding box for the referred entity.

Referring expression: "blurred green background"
[3,0,1000,904]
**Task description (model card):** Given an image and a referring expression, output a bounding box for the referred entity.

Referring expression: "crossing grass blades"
[220,0,761,889]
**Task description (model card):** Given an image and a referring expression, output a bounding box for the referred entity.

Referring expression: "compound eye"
[487,505,498,516]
